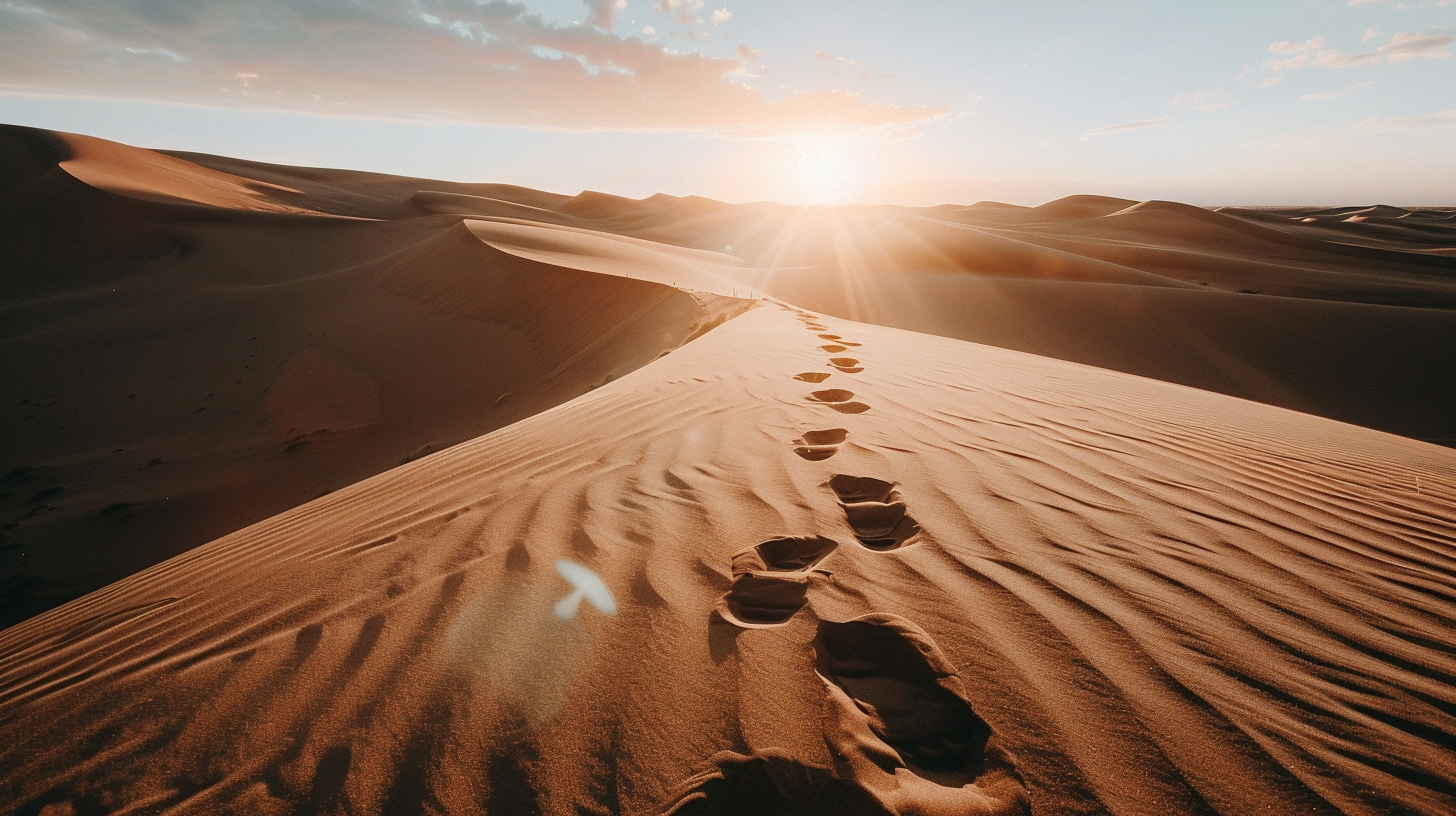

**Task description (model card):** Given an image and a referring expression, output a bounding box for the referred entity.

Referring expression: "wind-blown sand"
[2,126,1455,814]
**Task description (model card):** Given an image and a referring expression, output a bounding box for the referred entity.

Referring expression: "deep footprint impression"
[807,389,871,414]
[814,614,1029,814]
[829,358,864,373]
[794,372,832,383]
[828,475,921,550]
[717,536,838,627]
[793,428,849,461]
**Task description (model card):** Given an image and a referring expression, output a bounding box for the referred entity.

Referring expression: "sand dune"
[2,306,1453,815]
[3,125,1456,814]
[1,126,745,626]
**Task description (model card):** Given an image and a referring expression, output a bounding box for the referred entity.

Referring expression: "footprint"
[828,476,921,550]
[838,342,862,347]
[842,502,921,550]
[738,535,838,572]
[817,334,842,341]
[820,345,848,353]
[807,390,871,415]
[828,475,894,504]
[805,324,829,331]
[793,428,848,461]
[794,372,832,383]
[828,358,863,374]
[814,614,1029,814]
[717,536,837,627]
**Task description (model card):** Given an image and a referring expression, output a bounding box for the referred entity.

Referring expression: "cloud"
[1342,107,1456,133]
[1265,29,1452,70]
[583,0,625,31]
[1269,36,1327,55]
[1311,49,1382,68]
[814,50,856,65]
[1301,81,1374,101]
[710,7,732,25]
[1363,27,1381,42]
[736,44,762,60]
[1258,76,1284,88]
[655,0,704,23]
[1380,29,1455,60]
[0,0,944,137]
[1081,116,1174,141]
[1261,106,1456,147]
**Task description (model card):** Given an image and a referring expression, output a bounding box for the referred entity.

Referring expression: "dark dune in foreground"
[1,126,1455,815]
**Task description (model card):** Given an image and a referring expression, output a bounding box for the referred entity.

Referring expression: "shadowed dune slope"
[1,306,1452,815]
[0,126,747,627]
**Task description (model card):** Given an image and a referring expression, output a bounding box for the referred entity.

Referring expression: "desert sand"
[2,126,1454,814]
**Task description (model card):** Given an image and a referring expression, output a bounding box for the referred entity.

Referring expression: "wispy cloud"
[1080,116,1174,141]
[1265,29,1453,70]
[710,7,732,25]
[814,50,856,66]
[655,0,704,24]
[1259,106,1456,148]
[0,0,944,137]
[1380,29,1455,60]
[1269,36,1327,55]
[1301,81,1374,101]
[1342,107,1456,133]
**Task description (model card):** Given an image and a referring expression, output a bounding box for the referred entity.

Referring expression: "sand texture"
[2,126,1456,815]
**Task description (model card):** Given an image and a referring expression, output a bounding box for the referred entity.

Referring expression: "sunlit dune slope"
[0,126,747,627]
[1,305,1452,815]
[451,200,1456,444]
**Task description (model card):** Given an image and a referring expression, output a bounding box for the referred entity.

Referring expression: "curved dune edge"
[1,306,1452,815]
[463,217,771,300]
[55,130,328,215]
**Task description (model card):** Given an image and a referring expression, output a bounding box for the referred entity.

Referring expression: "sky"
[1,0,1453,205]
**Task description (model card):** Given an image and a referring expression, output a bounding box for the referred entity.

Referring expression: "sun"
[789,133,863,205]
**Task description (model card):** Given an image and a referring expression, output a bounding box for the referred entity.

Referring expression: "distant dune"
[2,125,1454,815]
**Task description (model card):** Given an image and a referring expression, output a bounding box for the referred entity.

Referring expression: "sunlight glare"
[789,133,863,205]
